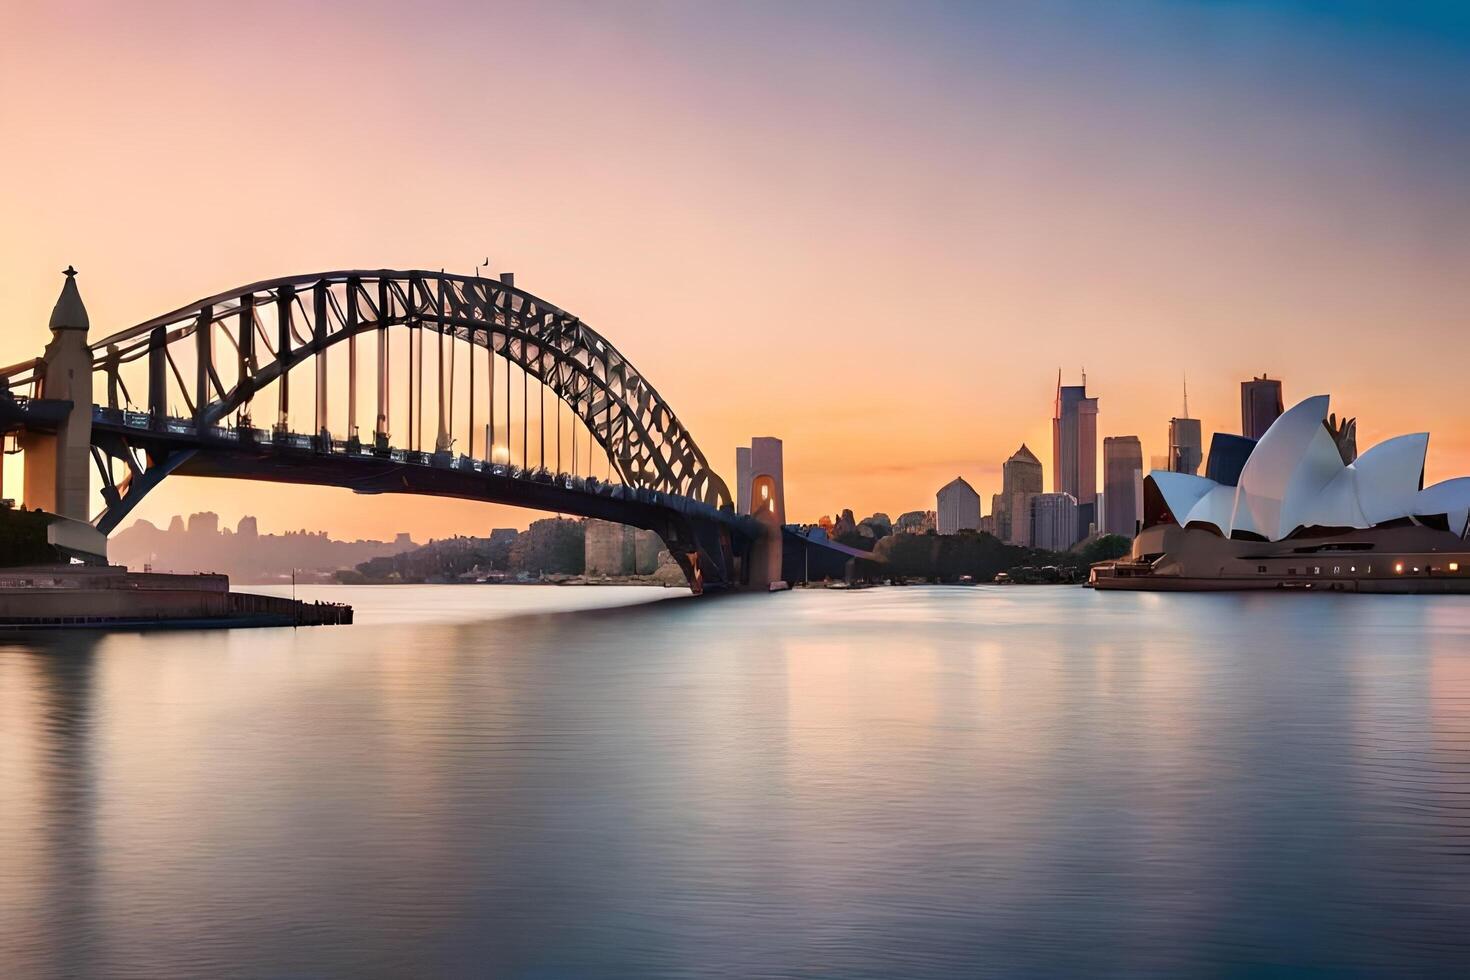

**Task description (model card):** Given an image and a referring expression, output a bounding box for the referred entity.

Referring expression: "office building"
[1169,417,1203,475]
[1102,436,1143,538]
[995,444,1044,546]
[1053,373,1098,536]
[1168,378,1202,475]
[1031,492,1080,551]
[936,477,981,535]
[1241,375,1284,440]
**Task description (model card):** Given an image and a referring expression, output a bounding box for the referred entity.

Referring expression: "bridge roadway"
[98,407,762,593]
[3,394,762,593]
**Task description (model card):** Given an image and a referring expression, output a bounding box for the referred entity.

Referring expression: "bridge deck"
[89,408,755,533]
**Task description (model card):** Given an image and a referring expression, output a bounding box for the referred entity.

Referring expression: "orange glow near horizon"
[3,1,1469,540]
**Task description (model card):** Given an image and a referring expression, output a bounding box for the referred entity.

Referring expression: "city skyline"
[75,361,1280,543]
[5,0,1468,539]
[5,6,1469,976]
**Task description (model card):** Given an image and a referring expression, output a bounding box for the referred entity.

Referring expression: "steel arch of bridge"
[87,270,732,509]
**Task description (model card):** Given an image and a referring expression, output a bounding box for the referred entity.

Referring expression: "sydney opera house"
[1092,395,1470,592]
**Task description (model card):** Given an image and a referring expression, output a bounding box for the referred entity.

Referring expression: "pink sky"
[3,1,1468,539]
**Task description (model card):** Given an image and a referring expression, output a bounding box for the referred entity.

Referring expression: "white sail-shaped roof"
[1183,484,1238,534]
[1151,471,1217,525]
[1231,395,1340,540]
[1277,423,1349,538]
[1351,433,1428,525]
[1309,466,1370,529]
[1416,478,1470,538]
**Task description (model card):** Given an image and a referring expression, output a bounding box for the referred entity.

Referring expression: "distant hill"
[109,513,417,583]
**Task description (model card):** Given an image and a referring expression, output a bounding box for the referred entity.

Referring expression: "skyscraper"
[1053,373,1099,536]
[1168,378,1202,475]
[996,444,1044,546]
[1241,375,1284,440]
[936,477,981,535]
[1102,436,1143,538]
[1169,417,1202,474]
[1030,492,1080,551]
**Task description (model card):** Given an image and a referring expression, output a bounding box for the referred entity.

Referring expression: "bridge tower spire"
[21,266,94,521]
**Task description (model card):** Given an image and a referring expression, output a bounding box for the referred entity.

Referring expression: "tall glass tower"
[1052,372,1099,534]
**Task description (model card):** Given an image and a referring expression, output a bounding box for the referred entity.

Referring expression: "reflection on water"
[2,586,1469,977]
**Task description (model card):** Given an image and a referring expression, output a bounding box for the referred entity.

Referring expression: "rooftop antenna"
[1081,365,1087,389]
[1183,372,1190,418]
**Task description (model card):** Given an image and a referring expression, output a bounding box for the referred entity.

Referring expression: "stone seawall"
[0,565,352,629]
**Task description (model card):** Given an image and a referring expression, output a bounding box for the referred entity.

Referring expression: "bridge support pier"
[20,268,93,522]
[744,512,784,590]
[657,511,751,595]
[734,437,787,589]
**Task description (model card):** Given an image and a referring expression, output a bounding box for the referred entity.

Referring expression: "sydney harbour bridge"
[0,268,791,593]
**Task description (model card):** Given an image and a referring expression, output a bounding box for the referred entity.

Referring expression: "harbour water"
[2,585,1468,977]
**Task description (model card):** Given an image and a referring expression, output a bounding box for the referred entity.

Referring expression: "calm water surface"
[2,585,1469,978]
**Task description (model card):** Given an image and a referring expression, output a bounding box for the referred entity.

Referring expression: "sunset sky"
[4,1,1468,541]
